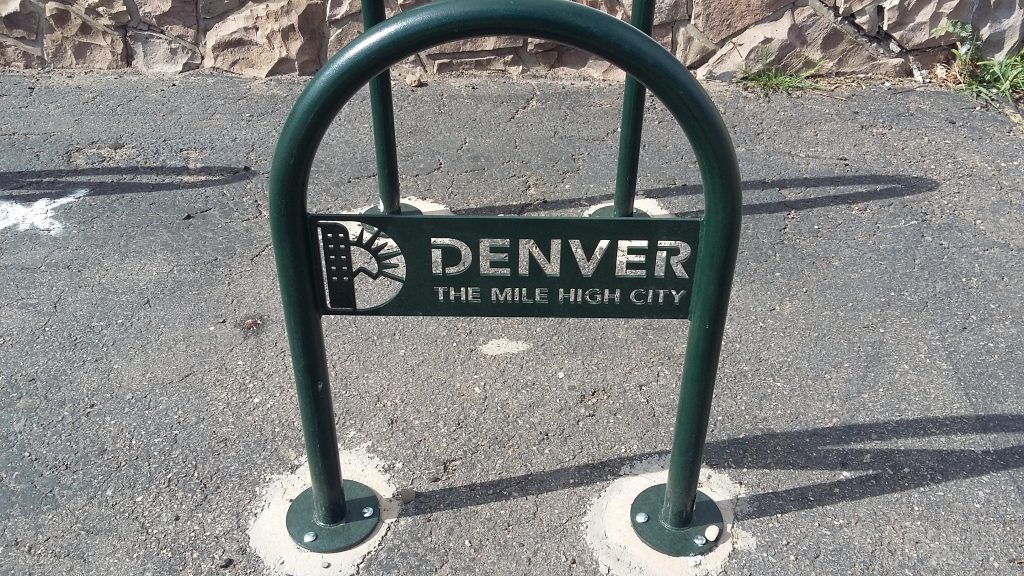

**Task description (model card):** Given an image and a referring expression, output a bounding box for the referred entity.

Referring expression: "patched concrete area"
[1,71,1022,576]
[584,458,751,576]
[583,197,673,217]
[248,447,399,576]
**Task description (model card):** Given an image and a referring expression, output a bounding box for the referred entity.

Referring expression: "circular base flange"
[285,480,382,553]
[588,205,650,218]
[362,203,423,215]
[630,484,725,557]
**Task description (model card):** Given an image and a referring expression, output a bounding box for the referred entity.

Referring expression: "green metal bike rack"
[269,0,741,557]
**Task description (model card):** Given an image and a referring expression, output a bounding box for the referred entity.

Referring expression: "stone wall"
[1,0,1022,77]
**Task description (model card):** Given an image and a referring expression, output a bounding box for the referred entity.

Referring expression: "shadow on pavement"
[455,174,939,217]
[403,414,1023,521]
[0,166,256,202]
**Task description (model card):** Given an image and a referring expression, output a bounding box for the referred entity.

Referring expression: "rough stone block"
[389,0,428,15]
[327,0,357,21]
[529,49,558,70]
[551,47,625,80]
[973,0,1024,59]
[0,39,43,67]
[527,38,560,52]
[69,0,131,26]
[135,0,198,43]
[622,0,687,25]
[698,6,907,79]
[851,5,881,36]
[44,2,127,68]
[203,0,324,76]
[654,0,687,25]
[431,53,522,75]
[574,0,625,21]
[881,0,972,50]
[691,0,793,44]
[652,22,672,50]
[200,0,240,20]
[432,36,524,54]
[128,29,200,72]
[675,23,718,68]
[1,0,38,40]
[836,0,879,16]
[326,13,360,56]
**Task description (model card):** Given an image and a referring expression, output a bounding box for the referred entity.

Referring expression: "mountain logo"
[316,221,405,311]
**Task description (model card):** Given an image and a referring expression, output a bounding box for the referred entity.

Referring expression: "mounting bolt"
[302,531,318,543]
[693,534,708,546]
[362,507,374,518]
[634,512,649,524]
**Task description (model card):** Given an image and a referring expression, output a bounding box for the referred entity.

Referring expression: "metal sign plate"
[310,214,701,319]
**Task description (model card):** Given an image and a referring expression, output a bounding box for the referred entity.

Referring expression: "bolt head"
[693,534,708,546]
[361,507,374,518]
[302,531,318,543]
[634,512,649,524]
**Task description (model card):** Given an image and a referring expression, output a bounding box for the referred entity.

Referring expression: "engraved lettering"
[615,240,648,278]
[492,287,514,303]
[569,239,609,277]
[450,287,469,302]
[431,238,472,275]
[654,241,690,278]
[479,239,511,276]
[518,239,561,276]
[605,289,620,304]
[536,288,549,304]
[630,288,645,304]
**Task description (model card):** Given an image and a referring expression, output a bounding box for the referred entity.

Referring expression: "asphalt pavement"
[1,69,1022,575]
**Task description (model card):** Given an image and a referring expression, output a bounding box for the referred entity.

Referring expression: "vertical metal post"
[613,0,655,217]
[660,277,732,527]
[290,312,348,525]
[362,0,401,214]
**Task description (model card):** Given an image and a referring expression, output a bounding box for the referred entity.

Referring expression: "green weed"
[932,20,1024,104]
[736,59,823,95]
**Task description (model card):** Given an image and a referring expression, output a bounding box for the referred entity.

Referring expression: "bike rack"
[269,0,741,557]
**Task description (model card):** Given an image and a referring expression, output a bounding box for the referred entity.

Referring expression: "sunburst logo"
[317,221,405,311]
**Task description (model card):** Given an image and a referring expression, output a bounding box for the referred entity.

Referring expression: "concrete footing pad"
[584,456,754,576]
[248,446,398,576]
[583,197,672,217]
[358,196,455,216]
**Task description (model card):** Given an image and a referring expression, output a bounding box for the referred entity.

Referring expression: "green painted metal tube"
[269,0,741,534]
[613,0,655,217]
[362,0,402,214]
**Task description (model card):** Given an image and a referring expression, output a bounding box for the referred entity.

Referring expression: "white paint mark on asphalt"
[0,188,89,235]
[249,445,399,576]
[478,338,532,356]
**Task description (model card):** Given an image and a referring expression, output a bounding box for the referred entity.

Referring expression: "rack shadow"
[455,174,939,217]
[401,414,1023,521]
[0,166,256,202]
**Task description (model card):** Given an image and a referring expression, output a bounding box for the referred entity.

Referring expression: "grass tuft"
[736,61,823,95]
[932,20,1024,104]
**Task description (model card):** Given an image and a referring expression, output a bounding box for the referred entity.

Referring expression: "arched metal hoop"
[270,0,741,556]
